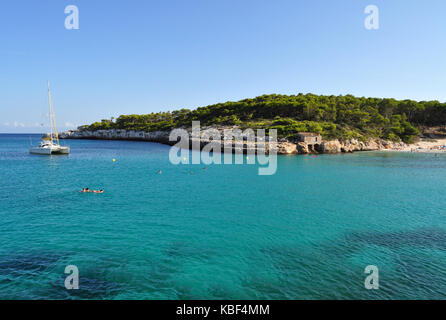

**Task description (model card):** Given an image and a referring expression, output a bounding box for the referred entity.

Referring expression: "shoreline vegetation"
[60,93,446,154]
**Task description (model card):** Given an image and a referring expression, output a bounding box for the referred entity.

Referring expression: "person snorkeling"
[80,188,103,193]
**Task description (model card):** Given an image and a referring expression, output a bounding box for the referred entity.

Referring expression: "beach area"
[386,138,446,153]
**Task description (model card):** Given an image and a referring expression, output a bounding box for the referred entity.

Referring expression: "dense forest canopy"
[80,93,446,143]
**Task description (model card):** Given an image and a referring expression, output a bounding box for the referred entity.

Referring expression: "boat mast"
[47,81,60,145]
[47,81,53,143]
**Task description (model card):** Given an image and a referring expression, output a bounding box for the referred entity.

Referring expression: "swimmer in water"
[81,188,104,193]
[158,170,162,174]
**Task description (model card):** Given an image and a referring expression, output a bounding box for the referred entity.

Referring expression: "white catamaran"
[30,82,70,155]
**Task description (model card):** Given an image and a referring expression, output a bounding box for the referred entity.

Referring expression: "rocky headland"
[58,128,409,155]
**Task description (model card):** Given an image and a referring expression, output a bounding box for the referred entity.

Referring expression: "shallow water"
[1,134,445,299]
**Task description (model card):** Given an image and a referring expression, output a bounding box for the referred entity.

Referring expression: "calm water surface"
[0,134,445,299]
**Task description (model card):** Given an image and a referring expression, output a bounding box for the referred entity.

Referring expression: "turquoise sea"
[0,133,446,299]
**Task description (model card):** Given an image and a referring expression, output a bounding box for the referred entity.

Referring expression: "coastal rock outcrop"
[60,129,172,144]
[362,139,380,151]
[59,129,407,155]
[320,140,342,153]
[296,142,310,154]
[276,142,298,154]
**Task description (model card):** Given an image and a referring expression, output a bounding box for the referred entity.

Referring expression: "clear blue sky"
[1,0,445,133]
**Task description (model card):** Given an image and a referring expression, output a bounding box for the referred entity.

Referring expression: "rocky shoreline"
[59,128,408,155]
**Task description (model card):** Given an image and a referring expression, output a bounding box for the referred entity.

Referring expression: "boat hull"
[30,146,70,155]
[54,146,70,154]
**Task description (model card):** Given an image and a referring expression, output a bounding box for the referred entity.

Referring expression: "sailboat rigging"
[29,82,70,155]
